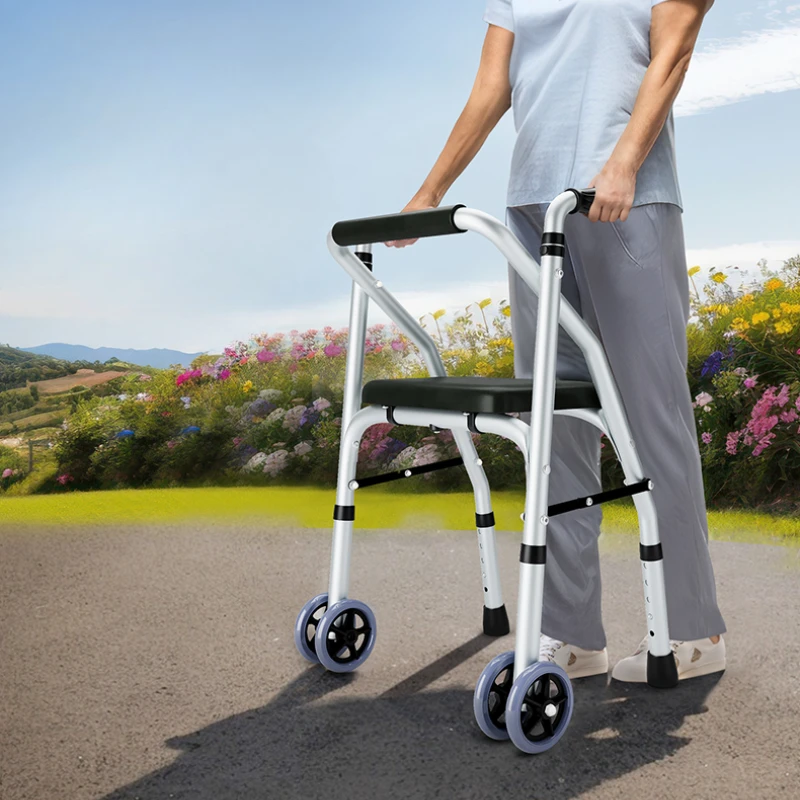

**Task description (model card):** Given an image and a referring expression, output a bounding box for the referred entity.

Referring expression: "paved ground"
[1,523,799,800]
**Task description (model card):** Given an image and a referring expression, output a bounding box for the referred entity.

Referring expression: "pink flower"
[257,349,278,363]
[725,430,740,455]
[744,377,757,389]
[701,432,712,444]
[324,343,343,358]
[218,369,231,381]
[2,468,13,478]
[56,473,73,485]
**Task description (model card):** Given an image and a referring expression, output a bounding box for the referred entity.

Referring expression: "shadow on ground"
[103,635,721,800]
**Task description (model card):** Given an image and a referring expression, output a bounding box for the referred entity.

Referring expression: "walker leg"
[451,425,508,636]
[602,430,678,688]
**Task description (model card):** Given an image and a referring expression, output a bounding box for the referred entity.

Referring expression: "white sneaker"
[611,634,726,683]
[538,634,609,679]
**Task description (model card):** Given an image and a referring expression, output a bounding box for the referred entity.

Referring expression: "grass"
[0,486,798,546]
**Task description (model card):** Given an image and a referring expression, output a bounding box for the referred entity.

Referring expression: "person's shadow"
[102,634,721,800]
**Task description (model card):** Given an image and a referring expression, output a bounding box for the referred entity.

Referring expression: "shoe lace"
[539,634,565,661]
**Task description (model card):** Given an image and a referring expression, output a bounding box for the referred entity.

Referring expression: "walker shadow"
[103,636,722,800]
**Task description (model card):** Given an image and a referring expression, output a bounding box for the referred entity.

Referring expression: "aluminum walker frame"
[294,187,679,754]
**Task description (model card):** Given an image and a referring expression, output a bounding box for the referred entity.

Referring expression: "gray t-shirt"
[483,0,682,211]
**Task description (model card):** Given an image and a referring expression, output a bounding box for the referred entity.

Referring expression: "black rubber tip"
[647,651,679,688]
[483,604,510,637]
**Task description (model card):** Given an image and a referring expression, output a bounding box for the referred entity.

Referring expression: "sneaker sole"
[611,659,726,683]
[566,657,610,679]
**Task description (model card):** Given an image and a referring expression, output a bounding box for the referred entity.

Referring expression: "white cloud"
[676,22,800,115]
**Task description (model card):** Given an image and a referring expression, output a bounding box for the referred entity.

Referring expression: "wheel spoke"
[542,714,555,738]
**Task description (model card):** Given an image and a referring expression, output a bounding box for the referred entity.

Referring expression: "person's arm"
[587,0,716,224]
[386,23,514,247]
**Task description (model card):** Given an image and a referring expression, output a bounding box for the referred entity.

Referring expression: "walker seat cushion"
[362,377,600,414]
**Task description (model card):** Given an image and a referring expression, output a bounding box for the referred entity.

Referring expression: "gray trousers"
[505,201,727,651]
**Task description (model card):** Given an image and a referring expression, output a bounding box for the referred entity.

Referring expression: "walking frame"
[294,187,679,754]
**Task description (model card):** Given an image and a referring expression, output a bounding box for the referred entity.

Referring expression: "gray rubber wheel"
[314,599,377,673]
[506,661,574,754]
[474,650,515,740]
[294,593,328,663]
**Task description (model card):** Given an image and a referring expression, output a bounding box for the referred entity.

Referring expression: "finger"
[619,207,630,223]
[607,207,620,224]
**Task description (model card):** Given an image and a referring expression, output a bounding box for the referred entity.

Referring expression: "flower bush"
[0,445,25,491]
[36,258,800,510]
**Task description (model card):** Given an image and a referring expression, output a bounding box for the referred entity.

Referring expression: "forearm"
[608,51,691,174]
[413,88,510,206]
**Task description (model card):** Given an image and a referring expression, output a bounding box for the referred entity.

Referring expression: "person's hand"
[585,157,638,223]
[385,196,439,248]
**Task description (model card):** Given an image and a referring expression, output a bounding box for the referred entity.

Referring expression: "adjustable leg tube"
[512,199,574,681]
[451,424,508,636]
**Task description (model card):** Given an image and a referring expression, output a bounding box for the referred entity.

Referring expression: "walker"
[293,188,679,754]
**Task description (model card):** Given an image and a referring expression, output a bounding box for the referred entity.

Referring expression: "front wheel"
[474,650,515,740]
[505,662,574,754]
[294,593,329,663]
[314,599,377,673]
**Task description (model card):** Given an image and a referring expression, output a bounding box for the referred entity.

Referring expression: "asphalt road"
[1,523,799,800]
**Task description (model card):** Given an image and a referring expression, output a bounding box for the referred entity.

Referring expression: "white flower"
[259,388,283,402]
[265,407,286,424]
[262,449,289,476]
[243,452,269,472]
[117,394,128,401]
[694,392,713,407]
[312,397,331,412]
[282,405,306,432]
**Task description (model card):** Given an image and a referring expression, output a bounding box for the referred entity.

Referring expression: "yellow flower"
[771,307,781,319]
[751,312,770,325]
[688,265,701,277]
[502,306,511,317]
[774,320,794,335]
[711,272,727,284]
[765,278,784,291]
[740,294,754,304]
[242,380,254,393]
[730,317,750,331]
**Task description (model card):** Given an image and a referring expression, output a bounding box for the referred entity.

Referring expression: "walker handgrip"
[567,187,597,215]
[331,204,467,246]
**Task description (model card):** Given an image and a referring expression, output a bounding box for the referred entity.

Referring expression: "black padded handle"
[331,204,467,246]
[567,187,597,215]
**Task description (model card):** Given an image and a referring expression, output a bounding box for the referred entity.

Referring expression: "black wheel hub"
[519,673,568,742]
[325,609,372,664]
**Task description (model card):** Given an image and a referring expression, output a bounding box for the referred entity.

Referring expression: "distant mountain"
[20,344,205,370]
[0,345,84,392]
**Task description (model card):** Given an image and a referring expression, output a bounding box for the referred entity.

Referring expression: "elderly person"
[387,0,726,682]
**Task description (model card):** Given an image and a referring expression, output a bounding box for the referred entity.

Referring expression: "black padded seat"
[362,376,600,415]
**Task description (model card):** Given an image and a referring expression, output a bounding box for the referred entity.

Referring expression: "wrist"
[414,184,444,208]
[607,150,641,177]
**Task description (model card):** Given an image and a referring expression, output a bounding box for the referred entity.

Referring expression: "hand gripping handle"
[566,187,597,215]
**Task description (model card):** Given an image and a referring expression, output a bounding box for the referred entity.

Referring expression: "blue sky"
[1,0,799,353]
